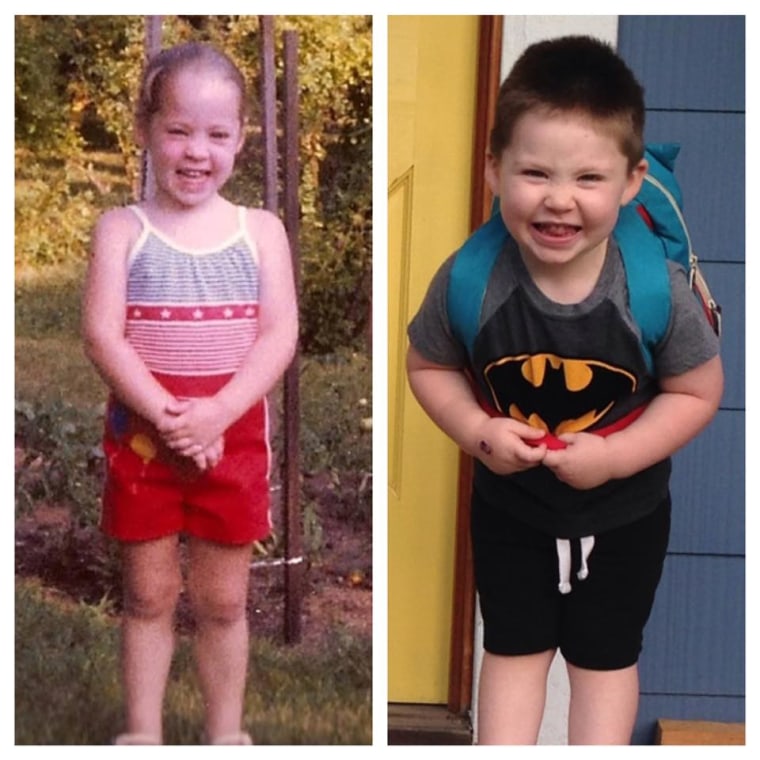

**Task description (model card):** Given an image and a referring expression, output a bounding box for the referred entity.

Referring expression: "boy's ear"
[484,152,501,196]
[621,158,648,205]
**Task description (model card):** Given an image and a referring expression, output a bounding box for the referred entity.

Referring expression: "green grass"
[15,579,372,745]
[15,262,104,408]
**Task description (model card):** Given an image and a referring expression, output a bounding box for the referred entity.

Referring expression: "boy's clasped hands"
[155,396,230,472]
[476,417,617,490]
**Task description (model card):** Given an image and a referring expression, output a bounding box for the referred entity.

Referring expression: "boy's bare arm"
[407,345,546,474]
[544,354,724,489]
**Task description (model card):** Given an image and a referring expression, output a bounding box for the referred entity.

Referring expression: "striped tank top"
[124,205,260,380]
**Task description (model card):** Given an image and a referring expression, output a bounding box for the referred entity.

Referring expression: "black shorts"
[471,492,671,671]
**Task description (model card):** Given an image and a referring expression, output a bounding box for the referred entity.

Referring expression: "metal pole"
[259,17,302,642]
[282,29,303,644]
[260,16,278,213]
[140,16,163,200]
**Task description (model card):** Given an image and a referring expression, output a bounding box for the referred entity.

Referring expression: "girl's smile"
[139,66,244,211]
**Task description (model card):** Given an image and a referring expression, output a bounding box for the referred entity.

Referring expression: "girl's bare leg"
[567,662,639,744]
[120,535,182,741]
[476,649,556,745]
[186,538,253,741]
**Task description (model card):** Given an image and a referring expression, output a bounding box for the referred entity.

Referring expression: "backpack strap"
[447,209,508,356]
[614,144,694,371]
[614,202,670,373]
[447,199,670,371]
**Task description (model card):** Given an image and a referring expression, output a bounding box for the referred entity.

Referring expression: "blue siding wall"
[617,15,745,745]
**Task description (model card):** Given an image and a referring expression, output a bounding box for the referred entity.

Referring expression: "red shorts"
[100,374,272,545]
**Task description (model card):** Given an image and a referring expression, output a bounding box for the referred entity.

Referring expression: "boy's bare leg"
[476,649,556,745]
[121,535,182,741]
[187,537,253,741]
[567,662,639,744]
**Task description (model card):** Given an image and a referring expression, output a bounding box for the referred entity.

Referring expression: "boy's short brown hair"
[489,35,645,170]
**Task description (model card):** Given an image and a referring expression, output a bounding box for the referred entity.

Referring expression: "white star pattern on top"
[124,206,261,377]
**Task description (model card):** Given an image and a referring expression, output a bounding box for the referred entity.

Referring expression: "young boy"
[406,36,722,745]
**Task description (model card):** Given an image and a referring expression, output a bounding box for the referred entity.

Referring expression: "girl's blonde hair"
[136,41,247,128]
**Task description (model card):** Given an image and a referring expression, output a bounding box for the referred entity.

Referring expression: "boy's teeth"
[536,223,578,236]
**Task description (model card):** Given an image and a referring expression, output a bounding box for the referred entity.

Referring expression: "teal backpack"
[447,143,721,373]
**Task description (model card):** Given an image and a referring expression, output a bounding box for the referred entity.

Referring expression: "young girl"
[82,42,298,745]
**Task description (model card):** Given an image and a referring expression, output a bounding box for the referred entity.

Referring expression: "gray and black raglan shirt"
[408,237,720,538]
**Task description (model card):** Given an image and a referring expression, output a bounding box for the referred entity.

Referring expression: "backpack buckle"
[690,254,722,337]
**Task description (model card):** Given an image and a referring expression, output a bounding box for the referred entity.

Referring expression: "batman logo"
[483,353,636,435]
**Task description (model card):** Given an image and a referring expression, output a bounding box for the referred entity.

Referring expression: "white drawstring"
[556,538,572,594]
[577,535,595,580]
[556,535,596,594]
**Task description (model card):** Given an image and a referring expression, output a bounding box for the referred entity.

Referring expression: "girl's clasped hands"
[157,396,230,471]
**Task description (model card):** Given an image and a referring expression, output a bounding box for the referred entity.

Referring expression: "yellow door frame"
[388,14,503,713]
[447,15,503,714]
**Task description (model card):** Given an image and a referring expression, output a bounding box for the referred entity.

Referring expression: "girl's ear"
[621,158,648,206]
[134,118,148,150]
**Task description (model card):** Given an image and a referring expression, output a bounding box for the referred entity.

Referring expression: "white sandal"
[210,732,253,745]
[113,733,161,745]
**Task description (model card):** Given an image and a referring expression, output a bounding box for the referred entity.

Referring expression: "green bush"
[15,398,104,525]
[299,350,372,475]
[299,219,371,353]
[15,161,97,269]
